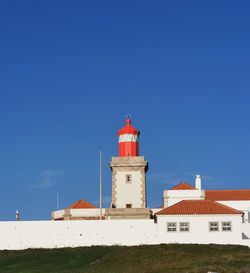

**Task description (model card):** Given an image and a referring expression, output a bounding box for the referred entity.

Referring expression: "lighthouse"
[109,116,148,212]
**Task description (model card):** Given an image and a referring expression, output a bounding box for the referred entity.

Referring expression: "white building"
[156,199,244,245]
[163,175,250,224]
[52,199,104,220]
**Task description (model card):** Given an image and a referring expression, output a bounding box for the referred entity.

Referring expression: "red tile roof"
[156,200,243,215]
[67,199,96,209]
[171,182,196,190]
[205,190,250,201]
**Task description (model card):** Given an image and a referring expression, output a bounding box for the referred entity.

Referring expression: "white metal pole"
[57,192,59,210]
[100,146,102,220]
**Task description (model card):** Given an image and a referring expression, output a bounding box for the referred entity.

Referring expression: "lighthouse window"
[126,174,132,183]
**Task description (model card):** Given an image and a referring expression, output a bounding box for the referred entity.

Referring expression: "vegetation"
[0,244,250,273]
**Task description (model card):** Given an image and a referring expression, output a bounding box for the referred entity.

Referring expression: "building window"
[126,174,132,183]
[180,222,189,232]
[126,204,132,208]
[167,222,177,232]
[209,222,219,231]
[222,222,232,231]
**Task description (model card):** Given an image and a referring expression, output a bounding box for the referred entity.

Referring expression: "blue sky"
[0,0,250,220]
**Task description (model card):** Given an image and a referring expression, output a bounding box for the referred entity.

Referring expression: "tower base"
[105,208,151,220]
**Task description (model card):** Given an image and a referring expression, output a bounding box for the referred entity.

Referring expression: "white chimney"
[195,175,201,190]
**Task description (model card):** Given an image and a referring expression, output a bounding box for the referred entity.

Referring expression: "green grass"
[0,244,250,273]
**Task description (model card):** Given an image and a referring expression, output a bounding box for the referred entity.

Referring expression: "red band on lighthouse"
[118,117,140,157]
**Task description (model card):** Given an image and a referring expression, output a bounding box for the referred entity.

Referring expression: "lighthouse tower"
[109,117,148,211]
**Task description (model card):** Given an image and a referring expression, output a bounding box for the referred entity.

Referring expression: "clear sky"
[0,0,250,220]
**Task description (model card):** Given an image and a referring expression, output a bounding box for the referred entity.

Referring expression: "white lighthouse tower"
[106,116,150,219]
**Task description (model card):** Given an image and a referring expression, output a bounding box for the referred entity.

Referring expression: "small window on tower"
[126,204,132,208]
[126,174,132,183]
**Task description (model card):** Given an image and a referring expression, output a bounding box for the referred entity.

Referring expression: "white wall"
[157,214,243,245]
[0,215,248,250]
[116,171,142,208]
[217,201,250,222]
[242,223,250,247]
[52,209,105,220]
[0,220,157,250]
[163,189,205,207]
[242,223,250,239]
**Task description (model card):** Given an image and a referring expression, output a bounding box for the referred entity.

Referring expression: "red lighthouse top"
[118,116,140,157]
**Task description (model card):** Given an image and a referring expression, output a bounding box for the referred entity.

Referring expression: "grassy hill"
[0,244,250,273]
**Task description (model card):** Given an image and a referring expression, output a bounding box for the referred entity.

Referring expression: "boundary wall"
[0,219,249,250]
[0,220,157,250]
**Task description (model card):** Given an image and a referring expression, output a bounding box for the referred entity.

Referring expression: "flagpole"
[99,145,102,220]
[57,192,59,210]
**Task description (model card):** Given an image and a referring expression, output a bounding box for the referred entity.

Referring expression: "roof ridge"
[67,198,96,209]
[171,182,196,190]
[206,189,250,191]
[78,198,96,206]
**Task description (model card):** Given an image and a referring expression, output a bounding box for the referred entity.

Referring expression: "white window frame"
[222,221,232,231]
[167,222,177,232]
[209,222,219,232]
[180,222,189,232]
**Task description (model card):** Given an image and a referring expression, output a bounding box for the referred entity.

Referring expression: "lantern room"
[117,117,140,157]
